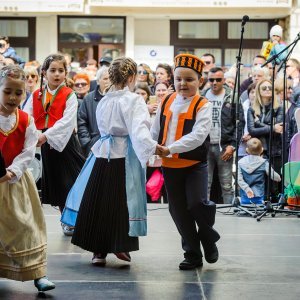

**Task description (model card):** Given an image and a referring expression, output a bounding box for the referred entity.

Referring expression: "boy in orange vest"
[151,54,220,270]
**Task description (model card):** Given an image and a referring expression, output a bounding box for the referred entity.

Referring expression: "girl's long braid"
[38,73,44,100]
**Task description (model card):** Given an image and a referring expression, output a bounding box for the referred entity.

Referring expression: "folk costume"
[0,109,47,281]
[69,87,156,254]
[24,83,85,209]
[151,54,220,264]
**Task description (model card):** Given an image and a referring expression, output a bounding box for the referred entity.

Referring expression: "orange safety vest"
[32,86,74,130]
[0,109,29,167]
[158,93,210,168]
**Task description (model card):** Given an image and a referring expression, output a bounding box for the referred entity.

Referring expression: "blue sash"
[61,135,147,237]
[125,138,147,236]
[60,152,96,226]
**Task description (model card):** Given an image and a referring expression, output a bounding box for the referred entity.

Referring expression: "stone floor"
[0,204,299,300]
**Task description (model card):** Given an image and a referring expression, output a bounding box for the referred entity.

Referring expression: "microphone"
[241,15,250,26]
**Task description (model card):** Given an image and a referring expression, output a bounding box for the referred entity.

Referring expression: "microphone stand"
[257,33,300,221]
[217,16,258,217]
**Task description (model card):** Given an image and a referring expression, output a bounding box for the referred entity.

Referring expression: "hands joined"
[155,144,170,157]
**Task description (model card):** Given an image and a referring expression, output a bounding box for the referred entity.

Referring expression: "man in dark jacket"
[202,67,236,204]
[77,66,110,156]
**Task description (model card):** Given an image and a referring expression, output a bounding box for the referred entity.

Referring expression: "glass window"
[176,48,222,66]
[14,47,29,62]
[0,20,28,37]
[178,21,219,39]
[228,22,269,39]
[59,18,124,43]
[225,49,261,68]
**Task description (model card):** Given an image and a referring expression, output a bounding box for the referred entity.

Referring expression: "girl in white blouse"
[69,57,158,266]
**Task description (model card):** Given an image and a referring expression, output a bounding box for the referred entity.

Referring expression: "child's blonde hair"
[246,138,263,155]
[0,65,25,85]
[108,57,137,89]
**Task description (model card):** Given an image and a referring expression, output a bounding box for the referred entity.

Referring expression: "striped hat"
[174,54,204,75]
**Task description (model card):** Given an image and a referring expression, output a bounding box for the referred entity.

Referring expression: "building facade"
[0,0,299,68]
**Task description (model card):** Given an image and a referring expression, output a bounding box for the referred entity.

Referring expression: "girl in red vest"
[23,54,85,236]
[0,65,55,292]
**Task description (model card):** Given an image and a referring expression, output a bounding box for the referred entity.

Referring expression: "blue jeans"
[208,144,234,204]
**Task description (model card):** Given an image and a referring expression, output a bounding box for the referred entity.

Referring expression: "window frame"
[171,19,277,66]
[57,16,126,61]
[0,17,36,61]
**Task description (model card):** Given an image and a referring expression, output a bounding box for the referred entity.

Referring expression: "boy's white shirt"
[151,94,212,155]
[91,87,156,167]
[23,83,78,152]
[0,113,38,183]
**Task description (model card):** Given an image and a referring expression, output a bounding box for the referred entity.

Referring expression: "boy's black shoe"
[203,243,219,264]
[179,258,203,270]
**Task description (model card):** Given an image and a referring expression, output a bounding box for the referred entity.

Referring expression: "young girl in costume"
[0,65,55,292]
[23,54,85,236]
[151,54,220,270]
[66,57,158,265]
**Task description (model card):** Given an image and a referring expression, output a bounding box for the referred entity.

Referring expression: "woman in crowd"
[137,63,155,87]
[77,66,110,157]
[21,66,39,109]
[154,80,170,104]
[73,73,90,107]
[247,79,283,197]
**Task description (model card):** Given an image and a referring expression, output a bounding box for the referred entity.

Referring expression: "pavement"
[0,204,300,300]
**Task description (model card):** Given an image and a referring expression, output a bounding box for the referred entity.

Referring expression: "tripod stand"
[216,16,265,217]
[257,32,300,221]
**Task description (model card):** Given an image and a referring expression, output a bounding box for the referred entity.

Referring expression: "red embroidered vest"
[32,86,73,130]
[0,109,29,167]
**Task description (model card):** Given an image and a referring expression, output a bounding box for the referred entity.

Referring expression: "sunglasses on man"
[208,78,223,83]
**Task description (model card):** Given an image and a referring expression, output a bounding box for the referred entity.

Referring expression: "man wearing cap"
[99,56,112,67]
[89,57,112,92]
[152,54,220,270]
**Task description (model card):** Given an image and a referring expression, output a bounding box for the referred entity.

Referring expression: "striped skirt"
[41,133,85,208]
[71,158,139,253]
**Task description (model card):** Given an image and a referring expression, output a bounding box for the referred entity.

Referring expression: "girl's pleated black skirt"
[71,157,139,254]
[41,133,85,208]
[0,151,6,177]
